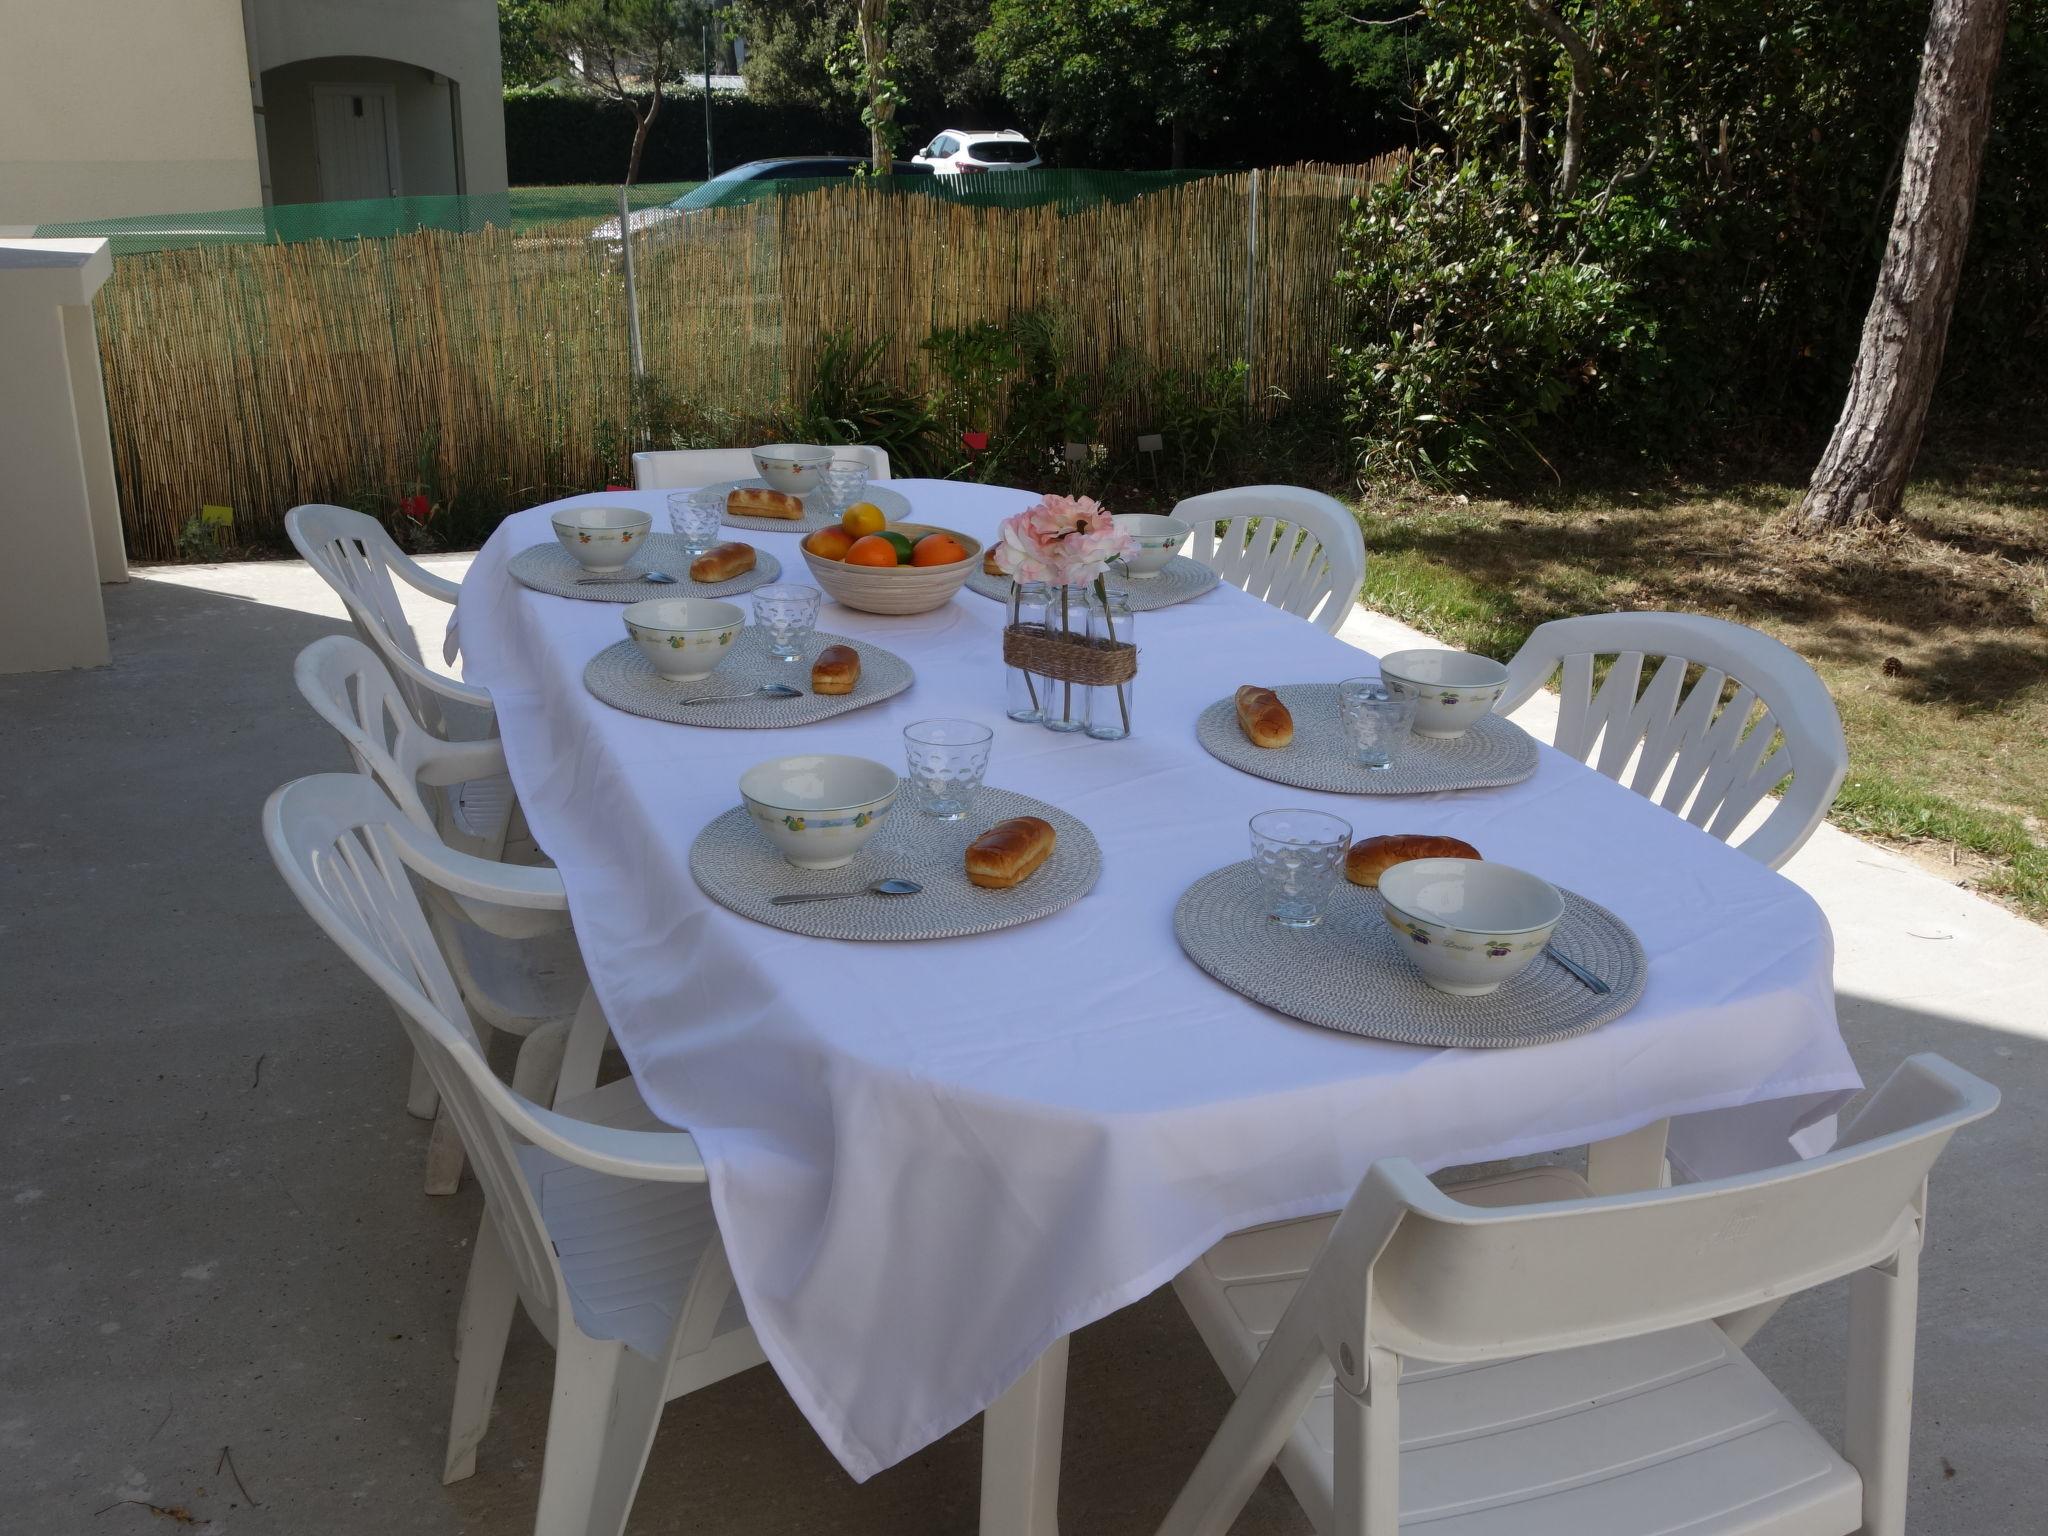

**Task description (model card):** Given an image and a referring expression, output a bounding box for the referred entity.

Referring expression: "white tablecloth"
[457,480,1860,1480]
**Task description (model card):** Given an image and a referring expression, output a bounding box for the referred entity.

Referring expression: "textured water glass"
[903,718,994,820]
[1249,808,1353,928]
[752,583,821,662]
[667,489,724,556]
[1337,677,1418,771]
[820,457,870,513]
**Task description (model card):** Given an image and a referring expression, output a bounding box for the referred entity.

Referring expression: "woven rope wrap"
[1002,625,1138,686]
[691,786,1102,941]
[1174,862,1646,1048]
[511,534,781,602]
[966,557,1221,612]
[1195,685,1538,796]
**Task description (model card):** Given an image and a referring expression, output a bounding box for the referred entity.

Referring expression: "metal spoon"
[1545,944,1611,994]
[769,878,924,906]
[578,569,676,585]
[673,683,802,706]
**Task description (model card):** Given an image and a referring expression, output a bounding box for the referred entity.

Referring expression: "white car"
[912,129,1042,176]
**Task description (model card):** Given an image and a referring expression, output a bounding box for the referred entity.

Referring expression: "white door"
[312,84,403,201]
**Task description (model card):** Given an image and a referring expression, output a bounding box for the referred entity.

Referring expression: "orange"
[841,502,887,538]
[844,534,900,567]
[803,526,855,561]
[911,533,968,567]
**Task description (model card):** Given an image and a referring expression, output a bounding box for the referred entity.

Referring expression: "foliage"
[1326,0,2048,486]
[503,86,857,183]
[794,333,944,474]
[500,0,563,88]
[528,0,715,182]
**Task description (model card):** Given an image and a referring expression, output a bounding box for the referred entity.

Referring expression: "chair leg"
[445,1214,520,1483]
[532,1333,668,1536]
[405,1044,439,1120]
[1330,1348,1400,1536]
[981,1335,1070,1536]
[1845,1240,1922,1536]
[511,1018,570,1106]
[423,1106,466,1196]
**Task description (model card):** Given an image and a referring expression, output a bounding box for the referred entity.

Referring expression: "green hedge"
[505,86,863,185]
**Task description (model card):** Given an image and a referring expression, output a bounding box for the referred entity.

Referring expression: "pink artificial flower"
[991,494,1138,587]
[962,429,990,454]
[399,493,432,523]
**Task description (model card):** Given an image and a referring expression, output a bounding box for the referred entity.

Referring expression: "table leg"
[980,1333,1070,1536]
[1585,1117,1671,1194]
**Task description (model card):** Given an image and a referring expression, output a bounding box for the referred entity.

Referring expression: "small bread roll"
[1345,834,1482,888]
[688,541,756,583]
[1235,686,1293,749]
[966,816,1056,889]
[727,486,804,519]
[983,549,1005,577]
[810,644,860,695]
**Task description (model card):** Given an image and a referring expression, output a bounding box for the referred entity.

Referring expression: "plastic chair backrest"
[1497,611,1849,868]
[1315,1056,1995,1371]
[1174,486,1366,636]
[263,774,703,1328]
[631,444,893,490]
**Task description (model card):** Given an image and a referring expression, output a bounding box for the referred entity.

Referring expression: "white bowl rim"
[1378,648,1510,691]
[739,754,900,814]
[753,443,835,464]
[621,597,745,633]
[1378,858,1564,935]
[552,505,652,531]
[1113,513,1192,537]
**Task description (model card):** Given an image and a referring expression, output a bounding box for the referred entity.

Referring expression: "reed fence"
[94,159,1400,560]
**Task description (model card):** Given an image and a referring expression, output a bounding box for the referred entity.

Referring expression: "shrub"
[503,86,862,185]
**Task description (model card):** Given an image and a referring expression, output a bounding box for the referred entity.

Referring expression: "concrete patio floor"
[3,558,2042,1535]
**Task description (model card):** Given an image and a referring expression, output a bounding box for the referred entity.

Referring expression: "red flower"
[962,430,990,454]
[605,484,634,492]
[399,493,432,523]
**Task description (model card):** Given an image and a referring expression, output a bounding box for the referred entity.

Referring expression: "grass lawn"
[1354,433,2048,918]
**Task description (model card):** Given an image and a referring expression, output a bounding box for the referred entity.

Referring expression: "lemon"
[841,502,886,537]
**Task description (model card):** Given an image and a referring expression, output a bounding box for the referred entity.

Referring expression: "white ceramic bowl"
[800,522,982,616]
[1377,648,1511,739]
[552,505,653,572]
[740,754,899,869]
[752,444,834,496]
[1377,858,1564,996]
[1113,513,1191,577]
[622,597,744,681]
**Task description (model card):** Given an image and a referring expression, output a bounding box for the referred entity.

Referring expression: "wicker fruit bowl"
[799,522,983,616]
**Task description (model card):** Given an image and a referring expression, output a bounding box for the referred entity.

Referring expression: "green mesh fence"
[37,170,1231,255]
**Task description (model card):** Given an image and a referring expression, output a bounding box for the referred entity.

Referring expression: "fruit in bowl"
[841,502,887,538]
[798,521,982,615]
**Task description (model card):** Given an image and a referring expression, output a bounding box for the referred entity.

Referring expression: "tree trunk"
[1170,117,1187,170]
[1521,1,1594,200]
[1514,50,1537,185]
[857,0,892,170]
[1800,0,2009,530]
[625,84,662,187]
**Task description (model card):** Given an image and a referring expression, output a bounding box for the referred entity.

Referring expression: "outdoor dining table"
[456,479,1862,1532]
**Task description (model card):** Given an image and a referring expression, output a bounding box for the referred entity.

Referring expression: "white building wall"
[0,0,262,225]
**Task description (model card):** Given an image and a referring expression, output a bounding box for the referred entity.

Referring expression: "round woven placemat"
[584,626,911,728]
[691,786,1100,941]
[1196,684,1537,796]
[964,556,1222,612]
[511,534,781,602]
[1175,862,1645,1047]
[695,479,914,535]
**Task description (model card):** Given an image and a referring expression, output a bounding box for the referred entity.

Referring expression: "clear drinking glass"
[667,488,724,556]
[903,719,994,820]
[1337,677,1417,771]
[819,457,870,514]
[1249,809,1353,928]
[751,583,821,662]
[1083,587,1135,740]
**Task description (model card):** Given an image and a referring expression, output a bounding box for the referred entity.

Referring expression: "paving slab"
[0,566,2037,1534]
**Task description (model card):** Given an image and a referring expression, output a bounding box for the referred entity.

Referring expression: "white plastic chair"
[1162,1054,1996,1536]
[264,773,766,1536]
[295,636,597,1192]
[1497,612,1850,868]
[287,504,520,860]
[1174,486,1366,636]
[632,443,893,489]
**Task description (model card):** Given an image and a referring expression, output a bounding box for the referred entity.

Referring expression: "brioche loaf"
[727,486,804,519]
[810,644,860,695]
[965,816,1056,889]
[1235,686,1294,749]
[1344,834,1482,888]
[688,541,756,583]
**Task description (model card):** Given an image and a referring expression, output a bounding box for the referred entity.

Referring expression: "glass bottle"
[1041,583,1088,733]
[1005,581,1051,724]
[1084,587,1135,740]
